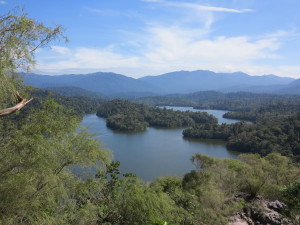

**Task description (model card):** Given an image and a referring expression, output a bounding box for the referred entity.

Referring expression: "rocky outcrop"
[229,195,294,225]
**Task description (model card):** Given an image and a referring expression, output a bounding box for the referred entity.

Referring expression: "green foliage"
[97,99,217,132]
[184,114,300,160]
[107,112,148,132]
[183,121,249,140]
[0,8,66,72]
[31,88,106,116]
[223,111,257,122]
[223,100,300,122]
[109,178,183,225]
[0,8,66,110]
[1,100,299,224]
[0,8,299,225]
[138,91,300,113]
[281,181,300,220]
[0,99,111,224]
[183,153,300,224]
[190,153,300,200]
[228,114,300,159]
[86,164,185,225]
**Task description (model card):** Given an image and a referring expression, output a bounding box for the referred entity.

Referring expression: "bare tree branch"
[0,92,33,117]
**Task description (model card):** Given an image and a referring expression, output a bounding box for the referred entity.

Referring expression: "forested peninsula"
[96,99,217,132]
[179,95,300,161]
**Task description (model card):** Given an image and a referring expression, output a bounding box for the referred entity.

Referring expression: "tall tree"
[0,8,66,116]
[0,9,111,224]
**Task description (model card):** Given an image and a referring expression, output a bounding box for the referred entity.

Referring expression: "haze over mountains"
[22,70,299,96]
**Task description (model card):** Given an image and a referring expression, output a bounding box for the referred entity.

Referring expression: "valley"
[81,108,239,181]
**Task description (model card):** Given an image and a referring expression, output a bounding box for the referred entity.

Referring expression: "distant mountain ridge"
[276,78,300,94]
[22,70,297,95]
[22,72,160,95]
[139,70,294,94]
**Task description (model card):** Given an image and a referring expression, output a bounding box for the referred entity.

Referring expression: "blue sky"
[2,0,300,78]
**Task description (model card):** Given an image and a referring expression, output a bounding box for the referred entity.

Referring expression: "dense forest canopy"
[137,91,300,112]
[31,88,106,116]
[183,114,300,161]
[96,99,217,132]
[176,94,300,161]
[136,91,300,162]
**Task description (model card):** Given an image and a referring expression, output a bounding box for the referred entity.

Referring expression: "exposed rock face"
[229,195,294,225]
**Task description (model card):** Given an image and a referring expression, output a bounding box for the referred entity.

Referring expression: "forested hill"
[183,113,300,161]
[45,86,105,98]
[22,70,297,95]
[96,99,217,132]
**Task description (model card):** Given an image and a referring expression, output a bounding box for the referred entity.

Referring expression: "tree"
[0,99,111,224]
[0,7,66,116]
[0,9,112,224]
[0,91,33,116]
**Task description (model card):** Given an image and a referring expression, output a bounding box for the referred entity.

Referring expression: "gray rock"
[228,195,294,225]
[267,200,287,212]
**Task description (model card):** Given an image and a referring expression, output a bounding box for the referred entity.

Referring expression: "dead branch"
[0,92,33,117]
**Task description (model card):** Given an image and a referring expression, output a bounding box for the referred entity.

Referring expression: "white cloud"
[276,66,300,78]
[85,7,119,16]
[36,47,140,75]
[35,27,294,78]
[0,1,6,4]
[33,2,300,79]
[142,26,280,67]
[51,46,71,55]
[140,1,253,38]
[165,2,253,13]
[264,29,300,42]
[141,0,163,2]
[142,0,253,13]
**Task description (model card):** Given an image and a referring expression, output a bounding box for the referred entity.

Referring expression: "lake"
[81,107,240,181]
[161,106,240,124]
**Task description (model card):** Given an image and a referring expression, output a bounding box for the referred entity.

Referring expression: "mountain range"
[22,70,299,96]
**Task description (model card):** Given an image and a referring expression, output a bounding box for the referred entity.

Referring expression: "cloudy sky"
[2,0,300,78]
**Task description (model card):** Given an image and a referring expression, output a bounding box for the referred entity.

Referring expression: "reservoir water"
[162,106,240,124]
[81,107,239,181]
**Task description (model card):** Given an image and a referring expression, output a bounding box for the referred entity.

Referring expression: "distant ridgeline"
[22,70,300,95]
[96,99,217,132]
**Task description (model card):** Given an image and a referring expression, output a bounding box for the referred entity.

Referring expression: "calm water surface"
[81,107,239,181]
[162,106,240,124]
